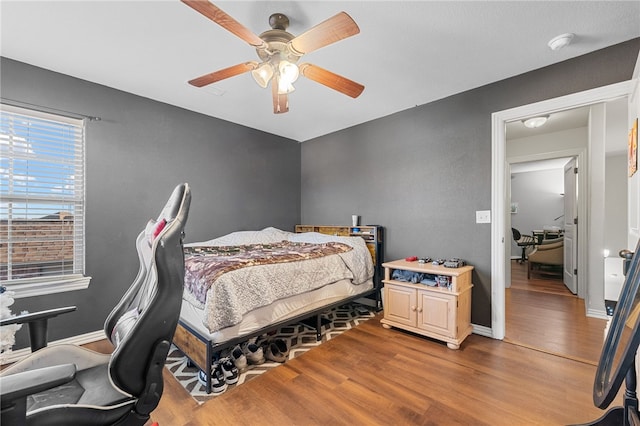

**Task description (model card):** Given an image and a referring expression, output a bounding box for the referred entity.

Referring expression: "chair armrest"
[536,241,563,251]
[0,306,77,352]
[540,236,564,245]
[1,363,76,403]
[0,306,77,327]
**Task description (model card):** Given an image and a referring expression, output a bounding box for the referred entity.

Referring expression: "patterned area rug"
[165,303,376,404]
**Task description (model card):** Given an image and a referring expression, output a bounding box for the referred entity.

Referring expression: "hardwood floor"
[506,260,607,365]
[148,317,615,425]
[84,269,615,425]
[509,260,573,296]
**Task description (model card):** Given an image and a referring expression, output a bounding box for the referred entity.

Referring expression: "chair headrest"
[157,184,188,224]
[144,184,190,247]
[511,228,521,240]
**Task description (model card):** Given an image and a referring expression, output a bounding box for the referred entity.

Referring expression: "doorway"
[509,155,577,295]
[502,98,629,360]
[490,80,634,340]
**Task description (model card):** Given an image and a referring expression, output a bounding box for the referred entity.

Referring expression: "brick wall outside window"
[0,216,74,280]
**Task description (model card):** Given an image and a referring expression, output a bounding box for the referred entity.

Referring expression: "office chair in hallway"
[511,228,537,263]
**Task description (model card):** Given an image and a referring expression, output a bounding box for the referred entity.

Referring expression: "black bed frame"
[173,226,384,394]
[173,283,382,394]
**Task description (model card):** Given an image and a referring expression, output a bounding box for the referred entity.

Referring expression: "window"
[0,104,90,297]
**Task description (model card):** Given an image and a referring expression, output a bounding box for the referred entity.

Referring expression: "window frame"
[0,104,91,298]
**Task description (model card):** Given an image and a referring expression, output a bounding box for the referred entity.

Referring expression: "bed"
[172,227,382,393]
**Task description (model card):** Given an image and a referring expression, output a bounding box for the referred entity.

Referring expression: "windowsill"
[2,275,92,299]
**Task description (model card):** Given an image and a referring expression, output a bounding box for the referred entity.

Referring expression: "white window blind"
[0,104,90,296]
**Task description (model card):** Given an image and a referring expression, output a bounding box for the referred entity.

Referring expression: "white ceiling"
[1,1,639,142]
[508,96,629,174]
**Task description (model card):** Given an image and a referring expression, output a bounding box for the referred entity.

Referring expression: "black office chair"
[511,227,537,263]
[0,183,191,426]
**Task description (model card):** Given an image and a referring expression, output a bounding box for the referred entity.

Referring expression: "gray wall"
[301,38,640,327]
[1,58,301,348]
[510,168,565,257]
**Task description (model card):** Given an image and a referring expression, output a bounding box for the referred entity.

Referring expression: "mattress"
[180,277,374,344]
[182,227,374,334]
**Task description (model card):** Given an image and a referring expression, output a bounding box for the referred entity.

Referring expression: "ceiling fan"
[182,0,365,114]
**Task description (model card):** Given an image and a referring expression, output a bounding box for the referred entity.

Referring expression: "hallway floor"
[506,261,607,365]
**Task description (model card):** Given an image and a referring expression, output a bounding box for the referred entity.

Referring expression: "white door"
[563,158,578,294]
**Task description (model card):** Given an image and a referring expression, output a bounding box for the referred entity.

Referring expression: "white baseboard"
[0,330,105,365]
[472,323,493,338]
[586,308,608,320]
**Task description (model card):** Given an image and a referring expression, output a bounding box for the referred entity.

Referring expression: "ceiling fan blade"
[299,63,364,98]
[289,12,360,55]
[182,0,266,48]
[272,76,289,114]
[188,61,258,87]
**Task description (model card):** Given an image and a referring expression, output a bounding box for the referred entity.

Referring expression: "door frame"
[491,80,634,339]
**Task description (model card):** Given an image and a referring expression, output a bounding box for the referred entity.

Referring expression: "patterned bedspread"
[184,241,353,305]
[183,238,372,333]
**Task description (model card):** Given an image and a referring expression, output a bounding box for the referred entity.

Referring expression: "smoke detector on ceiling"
[548,33,574,51]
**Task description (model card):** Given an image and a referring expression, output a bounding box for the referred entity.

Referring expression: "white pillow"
[186,227,293,247]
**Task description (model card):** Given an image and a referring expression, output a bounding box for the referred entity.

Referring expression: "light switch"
[476,210,491,223]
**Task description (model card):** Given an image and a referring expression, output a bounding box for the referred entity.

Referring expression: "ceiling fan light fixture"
[278,79,296,94]
[279,60,299,84]
[277,60,299,94]
[251,62,274,88]
[522,115,550,128]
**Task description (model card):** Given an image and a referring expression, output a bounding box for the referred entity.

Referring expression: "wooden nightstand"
[380,259,473,349]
